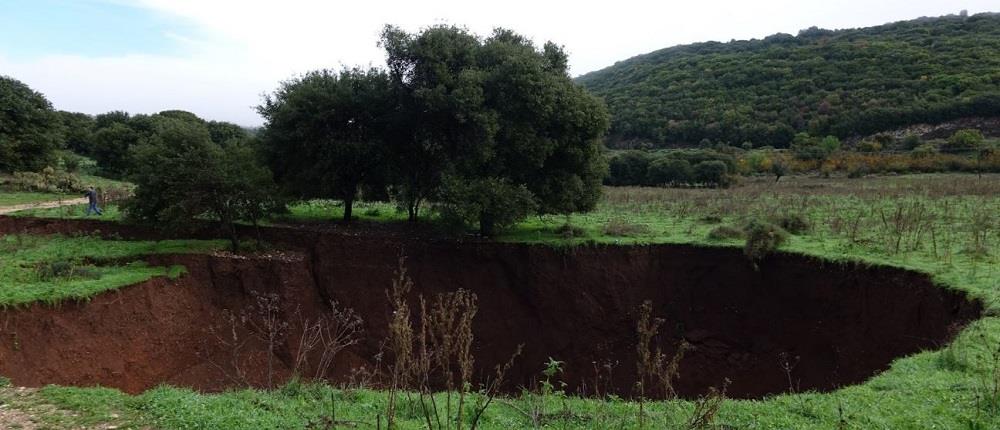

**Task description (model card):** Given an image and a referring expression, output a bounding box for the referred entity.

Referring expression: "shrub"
[901,134,922,150]
[744,151,772,173]
[700,214,723,224]
[847,164,868,178]
[707,225,745,240]
[693,160,730,187]
[771,213,811,234]
[6,167,86,193]
[646,158,693,185]
[607,151,652,186]
[770,156,789,181]
[856,140,883,152]
[944,129,984,152]
[602,218,650,237]
[35,260,100,281]
[791,133,827,160]
[911,143,938,158]
[743,220,788,262]
[554,223,586,238]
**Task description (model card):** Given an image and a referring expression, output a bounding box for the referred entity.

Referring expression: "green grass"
[75,174,132,190]
[0,234,225,306]
[27,331,1000,430]
[0,191,77,206]
[9,202,125,220]
[275,199,412,224]
[0,173,131,209]
[2,173,998,429]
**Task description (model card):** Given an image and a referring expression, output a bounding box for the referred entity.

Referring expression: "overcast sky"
[1,0,996,126]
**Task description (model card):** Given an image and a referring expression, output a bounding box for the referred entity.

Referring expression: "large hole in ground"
[0,229,981,399]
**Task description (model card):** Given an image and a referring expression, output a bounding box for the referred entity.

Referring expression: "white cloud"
[4,0,997,125]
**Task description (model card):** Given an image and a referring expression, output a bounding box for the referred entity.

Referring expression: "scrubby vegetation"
[603,129,999,187]
[578,13,1000,147]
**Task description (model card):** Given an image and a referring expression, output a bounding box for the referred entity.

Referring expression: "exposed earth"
[0,217,982,400]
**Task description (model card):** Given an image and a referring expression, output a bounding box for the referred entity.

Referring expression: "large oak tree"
[258,68,395,222]
[381,25,610,235]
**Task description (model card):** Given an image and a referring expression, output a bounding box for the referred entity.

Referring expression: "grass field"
[0,174,132,209]
[0,235,225,306]
[1,173,997,429]
[0,192,77,206]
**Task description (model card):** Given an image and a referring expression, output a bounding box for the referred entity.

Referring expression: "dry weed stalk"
[636,300,691,400]
[383,254,518,430]
[385,256,414,429]
[293,301,364,380]
[635,300,692,429]
[245,292,289,389]
[203,309,253,387]
[684,379,729,430]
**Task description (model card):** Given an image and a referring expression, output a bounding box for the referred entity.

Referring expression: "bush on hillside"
[693,160,731,187]
[771,213,811,234]
[944,129,985,152]
[607,151,652,186]
[646,158,693,185]
[5,167,85,193]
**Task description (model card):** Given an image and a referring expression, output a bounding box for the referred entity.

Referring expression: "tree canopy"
[258,26,609,234]
[0,76,60,172]
[125,117,281,250]
[378,25,610,234]
[577,13,1000,148]
[258,68,395,221]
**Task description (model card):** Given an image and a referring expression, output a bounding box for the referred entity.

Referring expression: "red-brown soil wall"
[0,217,982,399]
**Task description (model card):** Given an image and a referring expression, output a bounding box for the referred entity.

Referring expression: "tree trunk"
[225,221,240,252]
[343,196,354,222]
[479,211,495,237]
[216,207,240,252]
[407,198,421,222]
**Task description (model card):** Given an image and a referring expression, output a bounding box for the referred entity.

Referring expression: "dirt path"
[0,386,136,429]
[0,197,88,215]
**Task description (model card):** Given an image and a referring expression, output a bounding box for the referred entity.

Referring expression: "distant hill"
[577,13,1000,148]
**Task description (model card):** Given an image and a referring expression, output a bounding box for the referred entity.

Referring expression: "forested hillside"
[577,12,1000,148]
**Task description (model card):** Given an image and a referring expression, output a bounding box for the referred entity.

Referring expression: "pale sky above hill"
[0,0,996,126]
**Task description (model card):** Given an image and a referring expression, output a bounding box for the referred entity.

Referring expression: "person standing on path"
[84,187,102,216]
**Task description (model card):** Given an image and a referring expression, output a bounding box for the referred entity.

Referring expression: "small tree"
[944,128,985,152]
[819,135,841,153]
[125,118,282,251]
[693,160,730,187]
[901,134,922,150]
[790,132,834,161]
